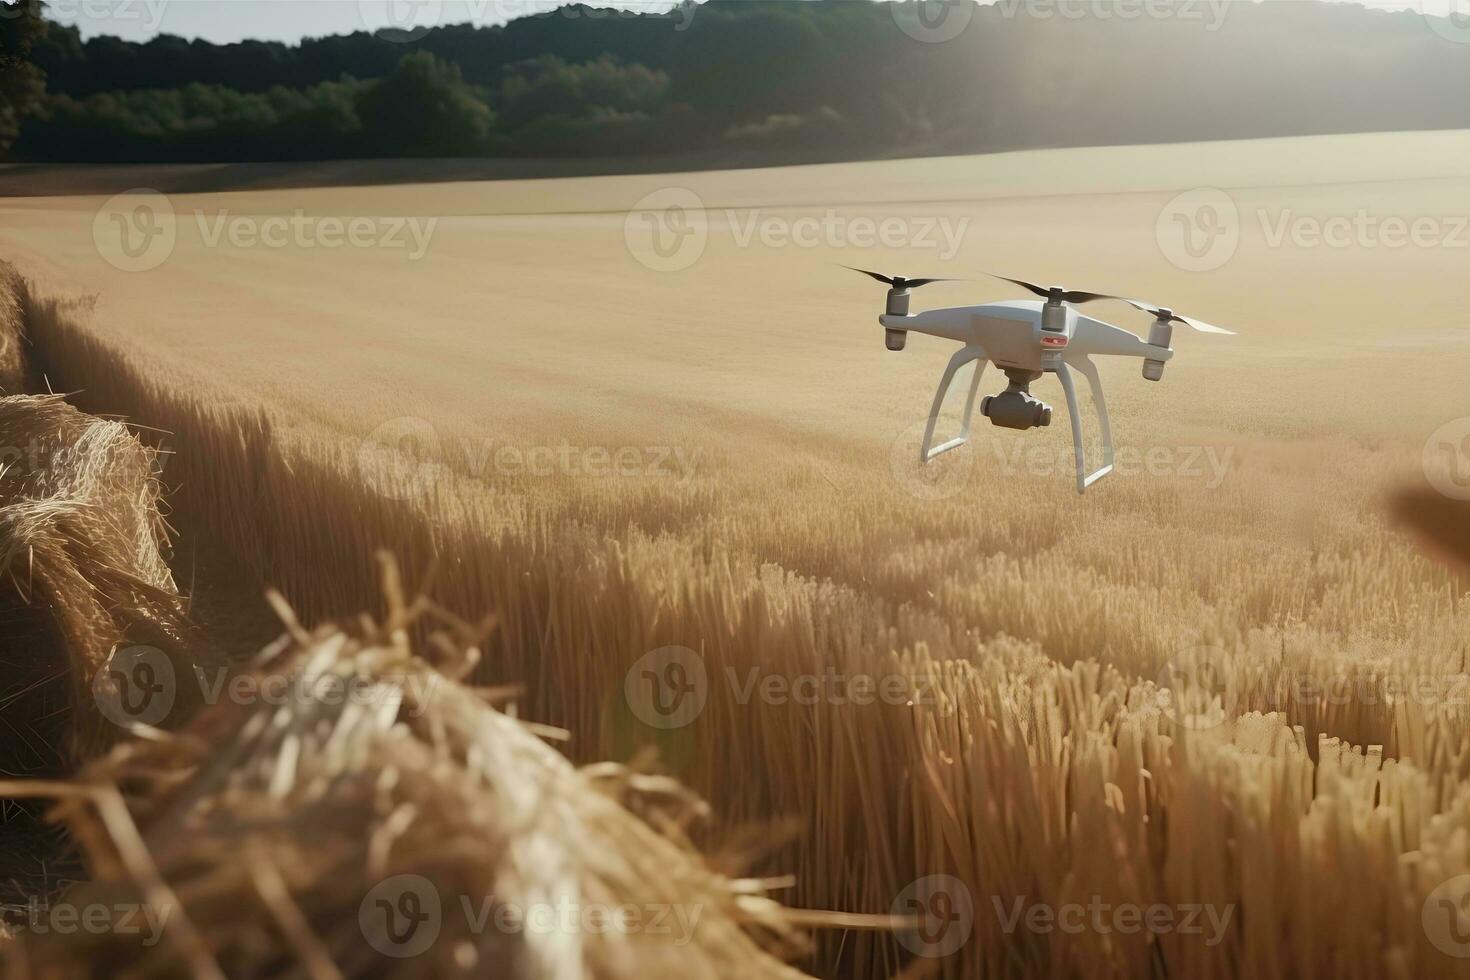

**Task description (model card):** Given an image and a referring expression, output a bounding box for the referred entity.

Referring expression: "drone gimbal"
[847,268,1234,494]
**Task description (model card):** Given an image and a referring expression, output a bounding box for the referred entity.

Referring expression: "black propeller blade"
[984,271,1237,335]
[843,266,957,290]
[983,272,1123,306]
[1119,300,1236,335]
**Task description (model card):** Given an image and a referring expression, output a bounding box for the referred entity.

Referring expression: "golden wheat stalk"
[8,267,1470,977]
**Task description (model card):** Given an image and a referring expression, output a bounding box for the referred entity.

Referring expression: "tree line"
[3,0,1470,163]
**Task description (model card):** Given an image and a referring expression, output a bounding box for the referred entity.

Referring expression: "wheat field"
[3,130,1470,977]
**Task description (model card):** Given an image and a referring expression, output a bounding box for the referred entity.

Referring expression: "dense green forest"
[3,0,1470,164]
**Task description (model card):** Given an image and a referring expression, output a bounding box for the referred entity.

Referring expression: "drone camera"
[981,389,1053,430]
[981,370,1053,430]
[885,328,908,352]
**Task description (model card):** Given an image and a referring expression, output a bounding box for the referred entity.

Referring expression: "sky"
[44,0,686,43]
[35,0,1458,44]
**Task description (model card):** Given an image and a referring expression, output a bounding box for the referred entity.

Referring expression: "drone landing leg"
[1055,356,1115,494]
[921,348,987,462]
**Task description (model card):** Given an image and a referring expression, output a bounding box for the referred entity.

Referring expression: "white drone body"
[852,269,1233,494]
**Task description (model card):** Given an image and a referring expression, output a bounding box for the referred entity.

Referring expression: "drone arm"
[1069,314,1174,362]
[881,309,974,345]
[921,346,988,462]
[1055,356,1115,494]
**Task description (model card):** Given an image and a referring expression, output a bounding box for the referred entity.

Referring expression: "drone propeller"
[984,272,1120,306]
[983,271,1236,335]
[1119,299,1236,336]
[843,266,957,291]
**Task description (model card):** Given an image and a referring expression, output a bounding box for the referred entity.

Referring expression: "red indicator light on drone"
[1041,335,1068,348]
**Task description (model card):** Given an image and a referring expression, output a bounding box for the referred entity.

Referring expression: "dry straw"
[0,394,206,763]
[0,559,816,979]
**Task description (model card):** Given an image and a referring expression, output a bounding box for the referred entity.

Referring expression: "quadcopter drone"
[849,268,1235,494]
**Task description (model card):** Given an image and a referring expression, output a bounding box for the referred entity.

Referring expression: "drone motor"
[1041,297,1068,334]
[885,286,909,350]
[1143,316,1174,381]
[841,267,957,354]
